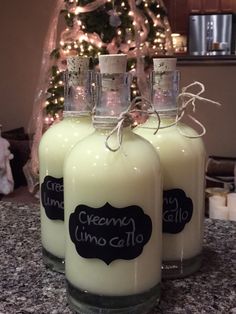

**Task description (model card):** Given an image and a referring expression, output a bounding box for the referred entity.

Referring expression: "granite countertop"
[0,201,236,314]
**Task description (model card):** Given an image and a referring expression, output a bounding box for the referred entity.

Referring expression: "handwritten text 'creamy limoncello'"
[134,58,206,278]
[64,54,162,314]
[39,56,94,273]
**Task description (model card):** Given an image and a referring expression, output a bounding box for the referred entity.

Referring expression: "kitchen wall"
[0,1,236,158]
[0,0,56,133]
[178,64,236,158]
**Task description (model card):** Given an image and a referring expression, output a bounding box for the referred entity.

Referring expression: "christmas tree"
[27,0,172,189]
[45,0,173,119]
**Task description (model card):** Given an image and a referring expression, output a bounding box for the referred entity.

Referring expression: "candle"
[209,195,228,220]
[227,193,236,221]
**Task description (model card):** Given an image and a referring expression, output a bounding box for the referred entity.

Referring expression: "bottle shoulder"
[39,119,93,151]
[65,128,161,169]
[135,121,204,144]
[134,121,206,158]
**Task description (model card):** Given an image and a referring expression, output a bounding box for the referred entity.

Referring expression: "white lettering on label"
[75,226,107,246]
[43,193,64,210]
[78,211,135,229]
[109,232,144,248]
[46,180,63,192]
[74,211,144,248]
[163,196,189,223]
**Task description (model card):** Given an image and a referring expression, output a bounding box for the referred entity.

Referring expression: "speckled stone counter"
[0,201,235,314]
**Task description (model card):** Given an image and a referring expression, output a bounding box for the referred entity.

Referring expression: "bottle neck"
[63,111,91,118]
[93,73,131,129]
[150,70,179,115]
[63,70,94,114]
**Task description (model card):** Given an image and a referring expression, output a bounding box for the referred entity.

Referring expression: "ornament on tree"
[108,10,122,27]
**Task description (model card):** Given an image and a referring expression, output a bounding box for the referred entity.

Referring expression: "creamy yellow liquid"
[64,128,162,296]
[39,116,94,259]
[134,116,205,261]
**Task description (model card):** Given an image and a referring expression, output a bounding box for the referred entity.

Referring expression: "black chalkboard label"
[163,189,193,234]
[41,176,64,221]
[69,202,152,265]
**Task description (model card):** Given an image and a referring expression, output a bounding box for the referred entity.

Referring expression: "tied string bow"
[138,81,221,138]
[105,97,160,152]
[174,81,221,138]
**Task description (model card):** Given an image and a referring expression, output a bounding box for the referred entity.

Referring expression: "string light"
[44,0,172,119]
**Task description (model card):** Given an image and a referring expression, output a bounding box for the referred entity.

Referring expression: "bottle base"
[67,280,160,314]
[42,247,65,274]
[162,253,202,279]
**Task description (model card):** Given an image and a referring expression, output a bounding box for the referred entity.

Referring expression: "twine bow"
[174,81,221,138]
[105,97,160,152]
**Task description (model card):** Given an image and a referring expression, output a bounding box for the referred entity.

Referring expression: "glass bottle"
[134,58,206,278]
[64,54,162,314]
[39,56,94,273]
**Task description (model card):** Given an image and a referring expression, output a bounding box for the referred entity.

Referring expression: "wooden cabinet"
[164,0,189,34]
[188,0,236,13]
[188,0,202,13]
[202,0,220,12]
[220,0,235,12]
